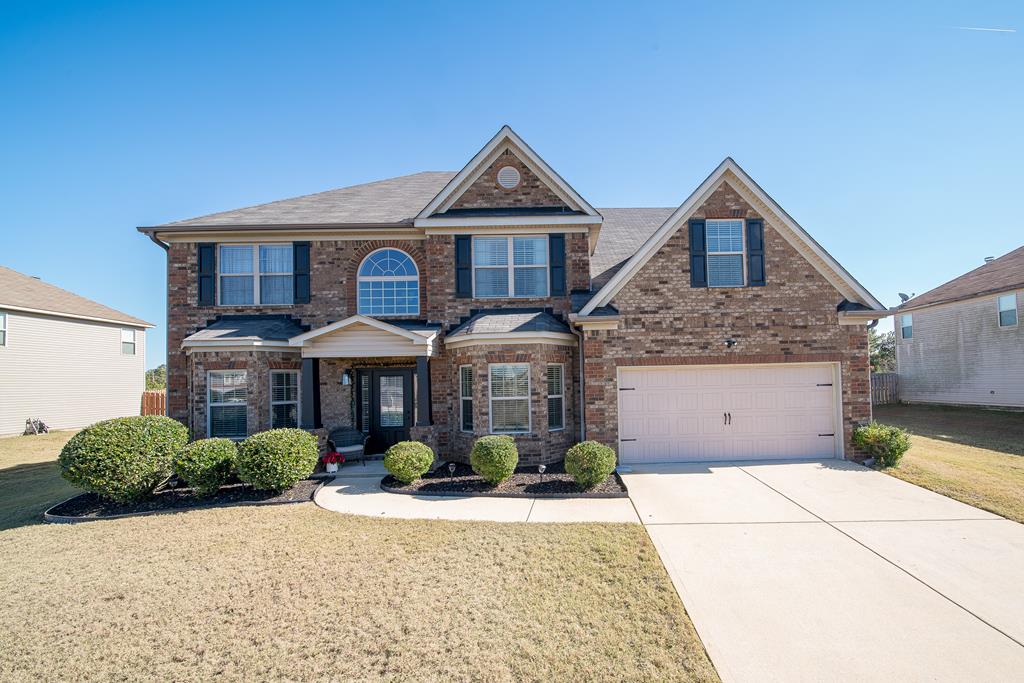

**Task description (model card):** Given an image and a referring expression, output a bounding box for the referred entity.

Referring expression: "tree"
[145,364,167,390]
[869,329,895,373]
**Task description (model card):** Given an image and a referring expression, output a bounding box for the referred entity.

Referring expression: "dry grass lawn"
[0,430,78,530]
[0,434,717,682]
[875,404,1024,523]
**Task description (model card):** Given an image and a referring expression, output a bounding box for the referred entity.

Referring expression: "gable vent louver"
[496,165,521,189]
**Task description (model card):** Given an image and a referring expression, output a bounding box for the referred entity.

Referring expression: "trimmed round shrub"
[173,438,237,496]
[384,441,435,484]
[470,435,518,485]
[236,428,318,491]
[853,422,912,468]
[58,416,189,503]
[565,441,617,489]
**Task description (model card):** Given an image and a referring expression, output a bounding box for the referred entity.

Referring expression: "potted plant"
[321,451,345,474]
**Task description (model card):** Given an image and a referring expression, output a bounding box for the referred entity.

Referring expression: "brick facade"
[449,148,569,211]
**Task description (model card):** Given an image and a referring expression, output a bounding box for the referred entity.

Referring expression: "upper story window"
[473,236,548,298]
[121,328,136,355]
[706,219,745,287]
[0,311,6,346]
[357,248,420,316]
[218,244,293,306]
[901,313,913,339]
[998,293,1018,328]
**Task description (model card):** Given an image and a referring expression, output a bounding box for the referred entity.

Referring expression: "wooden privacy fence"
[870,373,898,405]
[142,390,167,416]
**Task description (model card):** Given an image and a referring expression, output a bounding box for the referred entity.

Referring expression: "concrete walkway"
[314,461,639,523]
[622,459,1024,683]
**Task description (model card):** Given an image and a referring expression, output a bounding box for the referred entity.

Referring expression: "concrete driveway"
[621,459,1024,682]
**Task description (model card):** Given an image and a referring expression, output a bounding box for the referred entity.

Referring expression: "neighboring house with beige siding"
[0,266,153,435]
[896,246,1024,408]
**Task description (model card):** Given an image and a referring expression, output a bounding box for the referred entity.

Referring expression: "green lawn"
[874,404,1024,523]
[0,429,717,682]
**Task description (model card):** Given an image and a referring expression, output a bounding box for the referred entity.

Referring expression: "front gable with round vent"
[496,165,521,189]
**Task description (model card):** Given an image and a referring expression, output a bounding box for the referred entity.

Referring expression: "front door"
[357,368,414,453]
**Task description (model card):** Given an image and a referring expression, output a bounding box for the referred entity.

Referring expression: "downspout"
[144,231,171,418]
[572,324,586,442]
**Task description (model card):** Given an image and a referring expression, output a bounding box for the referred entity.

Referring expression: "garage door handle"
[621,438,637,442]
[723,412,727,425]
[728,412,732,425]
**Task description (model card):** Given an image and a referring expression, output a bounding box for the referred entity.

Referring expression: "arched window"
[357,248,420,316]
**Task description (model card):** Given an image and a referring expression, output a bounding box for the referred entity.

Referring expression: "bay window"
[459,365,474,432]
[473,236,548,298]
[218,244,293,305]
[270,370,300,428]
[209,370,248,438]
[489,363,530,433]
[547,363,564,431]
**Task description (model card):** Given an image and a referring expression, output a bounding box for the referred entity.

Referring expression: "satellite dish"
[898,293,910,302]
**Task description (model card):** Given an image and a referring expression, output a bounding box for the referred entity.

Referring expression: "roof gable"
[900,245,1024,310]
[580,158,884,315]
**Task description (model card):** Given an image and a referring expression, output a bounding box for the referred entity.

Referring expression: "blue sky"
[1,1,1020,369]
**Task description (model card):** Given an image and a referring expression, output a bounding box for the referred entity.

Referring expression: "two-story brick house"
[140,126,886,465]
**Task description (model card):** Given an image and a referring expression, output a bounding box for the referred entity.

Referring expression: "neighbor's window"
[547,363,564,431]
[473,236,548,298]
[208,370,247,438]
[489,363,530,433]
[121,328,136,355]
[218,244,293,306]
[270,370,300,428]
[357,248,420,316]
[901,314,913,339]
[706,219,745,287]
[998,293,1018,328]
[0,311,6,346]
[459,365,474,432]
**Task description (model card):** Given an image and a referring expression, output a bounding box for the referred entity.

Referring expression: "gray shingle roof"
[0,265,152,327]
[590,207,674,287]
[160,171,457,227]
[447,309,570,337]
[900,245,1024,310]
[183,315,306,343]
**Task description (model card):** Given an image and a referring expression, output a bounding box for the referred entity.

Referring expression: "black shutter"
[293,241,310,303]
[688,220,707,287]
[197,243,215,306]
[455,236,472,298]
[746,220,765,287]
[549,233,566,296]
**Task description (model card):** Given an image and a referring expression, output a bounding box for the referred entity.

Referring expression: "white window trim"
[547,363,565,432]
[217,243,293,307]
[269,370,301,429]
[459,364,474,433]
[121,328,136,355]
[901,313,913,340]
[472,235,550,299]
[488,362,531,435]
[0,310,7,347]
[356,247,420,316]
[207,370,248,440]
[997,293,1018,329]
[706,219,746,288]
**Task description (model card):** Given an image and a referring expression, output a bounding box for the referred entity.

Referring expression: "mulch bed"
[381,461,627,498]
[45,479,320,522]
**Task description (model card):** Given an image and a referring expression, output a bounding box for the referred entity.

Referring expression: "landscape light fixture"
[724,338,737,348]
[538,464,546,483]
[448,462,457,480]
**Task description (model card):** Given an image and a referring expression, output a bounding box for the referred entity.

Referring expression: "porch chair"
[327,427,370,466]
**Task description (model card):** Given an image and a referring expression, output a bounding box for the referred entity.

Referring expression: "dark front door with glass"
[356,368,414,453]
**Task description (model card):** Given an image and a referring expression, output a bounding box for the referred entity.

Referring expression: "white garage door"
[618,364,840,464]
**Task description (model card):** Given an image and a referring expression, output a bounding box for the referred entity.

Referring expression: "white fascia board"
[416,125,600,219]
[568,315,621,330]
[0,303,154,329]
[289,314,434,346]
[416,215,598,229]
[183,341,298,351]
[154,228,425,243]
[443,331,576,349]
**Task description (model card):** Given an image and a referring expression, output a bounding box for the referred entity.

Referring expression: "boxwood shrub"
[58,415,189,503]
[565,441,617,489]
[173,438,237,496]
[853,422,912,468]
[384,441,435,484]
[236,428,318,491]
[470,435,518,485]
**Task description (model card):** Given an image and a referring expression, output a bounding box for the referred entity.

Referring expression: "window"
[547,364,564,431]
[473,236,548,298]
[489,363,530,433]
[459,365,474,432]
[218,244,293,306]
[999,293,1018,327]
[121,328,136,355]
[901,314,913,339]
[0,311,6,346]
[706,219,745,287]
[208,370,247,438]
[270,371,300,428]
[357,248,419,316]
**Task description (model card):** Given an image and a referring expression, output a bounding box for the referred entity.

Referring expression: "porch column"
[300,357,322,429]
[416,356,432,427]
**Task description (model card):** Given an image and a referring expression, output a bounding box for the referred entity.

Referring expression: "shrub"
[173,438,237,496]
[58,416,189,503]
[237,429,318,491]
[384,441,435,484]
[470,435,518,485]
[853,422,912,468]
[565,441,617,489]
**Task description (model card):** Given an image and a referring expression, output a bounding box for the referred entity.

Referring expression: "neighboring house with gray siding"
[0,266,153,435]
[896,246,1024,408]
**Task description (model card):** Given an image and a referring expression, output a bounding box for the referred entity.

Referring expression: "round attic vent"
[496,165,521,189]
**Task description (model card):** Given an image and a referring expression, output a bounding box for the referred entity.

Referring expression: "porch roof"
[288,315,440,358]
[182,315,305,350]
